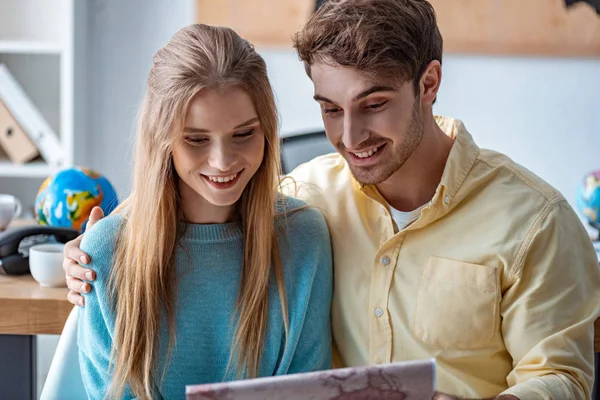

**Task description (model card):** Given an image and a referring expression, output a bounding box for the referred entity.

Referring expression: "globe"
[576,170,600,230]
[35,167,119,232]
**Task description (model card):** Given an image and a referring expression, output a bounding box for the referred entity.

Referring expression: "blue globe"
[35,167,119,232]
[576,170,600,229]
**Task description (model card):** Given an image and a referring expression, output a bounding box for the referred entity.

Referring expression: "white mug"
[29,243,66,288]
[0,194,22,230]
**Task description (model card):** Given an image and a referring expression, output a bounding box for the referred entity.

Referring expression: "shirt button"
[381,256,390,266]
[374,307,384,317]
[444,195,450,205]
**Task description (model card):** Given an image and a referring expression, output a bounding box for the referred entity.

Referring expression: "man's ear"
[420,60,442,105]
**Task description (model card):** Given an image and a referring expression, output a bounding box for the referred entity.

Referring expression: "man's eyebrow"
[352,85,396,101]
[313,85,396,104]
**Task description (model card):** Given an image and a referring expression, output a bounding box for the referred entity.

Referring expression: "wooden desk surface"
[0,273,72,335]
[0,218,73,335]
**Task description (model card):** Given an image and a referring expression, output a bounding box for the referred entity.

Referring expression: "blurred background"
[0,0,599,398]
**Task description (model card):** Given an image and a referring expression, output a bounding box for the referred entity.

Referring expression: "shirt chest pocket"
[411,257,500,350]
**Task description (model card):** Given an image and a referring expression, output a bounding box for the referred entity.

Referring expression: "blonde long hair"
[107,24,288,399]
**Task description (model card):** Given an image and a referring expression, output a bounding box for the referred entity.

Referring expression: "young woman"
[77,24,332,400]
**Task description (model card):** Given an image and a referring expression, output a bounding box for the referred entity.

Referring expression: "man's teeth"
[353,146,380,159]
[208,173,237,183]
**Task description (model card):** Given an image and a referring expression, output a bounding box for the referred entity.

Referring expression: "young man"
[63,0,600,398]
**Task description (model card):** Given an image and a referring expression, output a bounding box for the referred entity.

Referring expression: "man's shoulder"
[476,148,563,203]
[287,152,349,186]
[281,153,355,208]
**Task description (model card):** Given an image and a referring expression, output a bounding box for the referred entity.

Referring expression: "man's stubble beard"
[346,100,424,186]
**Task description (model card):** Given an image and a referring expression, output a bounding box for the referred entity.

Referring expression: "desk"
[0,273,72,399]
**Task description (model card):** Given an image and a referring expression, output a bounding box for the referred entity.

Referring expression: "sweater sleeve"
[279,202,333,374]
[77,215,136,399]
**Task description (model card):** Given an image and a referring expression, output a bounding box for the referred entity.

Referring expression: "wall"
[86,0,195,198]
[261,49,600,210]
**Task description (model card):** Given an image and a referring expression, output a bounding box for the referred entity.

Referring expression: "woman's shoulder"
[81,213,125,245]
[275,196,333,296]
[275,195,331,261]
[79,213,125,272]
[275,194,306,212]
[275,195,328,234]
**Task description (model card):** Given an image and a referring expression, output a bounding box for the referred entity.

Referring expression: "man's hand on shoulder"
[62,206,105,306]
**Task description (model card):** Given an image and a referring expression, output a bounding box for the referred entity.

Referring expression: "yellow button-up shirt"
[285,116,600,399]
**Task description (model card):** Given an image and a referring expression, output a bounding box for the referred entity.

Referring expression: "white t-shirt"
[390,203,427,231]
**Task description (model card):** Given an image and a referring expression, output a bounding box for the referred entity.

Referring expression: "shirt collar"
[432,116,480,209]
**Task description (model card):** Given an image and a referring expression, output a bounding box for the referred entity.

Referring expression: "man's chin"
[347,161,401,186]
[348,166,386,186]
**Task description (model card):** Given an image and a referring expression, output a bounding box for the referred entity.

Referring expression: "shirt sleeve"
[499,199,600,400]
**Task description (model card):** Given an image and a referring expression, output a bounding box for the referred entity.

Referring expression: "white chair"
[40,306,87,400]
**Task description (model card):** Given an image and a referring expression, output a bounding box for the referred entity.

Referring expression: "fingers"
[62,208,103,309]
[66,275,91,293]
[67,290,85,307]
[63,234,92,267]
[86,206,104,231]
[64,259,95,282]
[62,212,100,308]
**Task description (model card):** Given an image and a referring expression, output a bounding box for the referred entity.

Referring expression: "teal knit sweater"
[77,197,333,399]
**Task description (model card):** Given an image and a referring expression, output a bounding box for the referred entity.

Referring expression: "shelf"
[0,160,54,178]
[0,40,62,55]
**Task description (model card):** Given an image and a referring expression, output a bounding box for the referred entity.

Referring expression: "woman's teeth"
[207,173,237,183]
[352,145,381,159]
